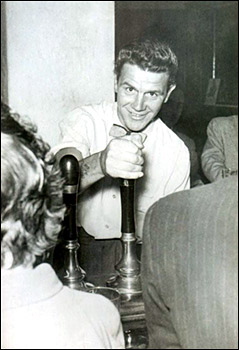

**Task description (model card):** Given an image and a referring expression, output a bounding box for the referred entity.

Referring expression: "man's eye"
[125,87,135,93]
[148,92,158,97]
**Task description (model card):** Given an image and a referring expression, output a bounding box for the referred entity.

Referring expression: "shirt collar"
[1,263,63,310]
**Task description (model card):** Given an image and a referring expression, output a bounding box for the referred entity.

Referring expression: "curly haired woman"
[1,102,124,349]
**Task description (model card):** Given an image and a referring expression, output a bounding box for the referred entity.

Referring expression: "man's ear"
[164,84,176,103]
[114,76,118,93]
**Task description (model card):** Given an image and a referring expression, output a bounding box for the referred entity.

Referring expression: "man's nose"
[132,94,145,111]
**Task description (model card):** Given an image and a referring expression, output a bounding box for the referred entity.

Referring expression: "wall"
[1,1,8,103]
[6,1,115,146]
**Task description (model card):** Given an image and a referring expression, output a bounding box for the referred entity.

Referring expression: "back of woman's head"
[1,102,65,268]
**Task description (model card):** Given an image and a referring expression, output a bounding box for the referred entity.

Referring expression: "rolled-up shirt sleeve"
[51,108,96,158]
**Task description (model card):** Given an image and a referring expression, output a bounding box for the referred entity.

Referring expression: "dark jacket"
[142,176,238,349]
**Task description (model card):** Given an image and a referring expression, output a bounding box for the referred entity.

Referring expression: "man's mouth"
[129,112,147,120]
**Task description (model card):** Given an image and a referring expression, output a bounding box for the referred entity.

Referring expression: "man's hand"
[99,133,146,179]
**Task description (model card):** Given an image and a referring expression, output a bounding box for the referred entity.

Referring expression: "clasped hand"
[100,133,146,179]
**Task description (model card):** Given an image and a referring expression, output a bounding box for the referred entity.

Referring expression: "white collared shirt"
[55,101,190,239]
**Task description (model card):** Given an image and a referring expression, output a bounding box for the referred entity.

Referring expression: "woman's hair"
[115,38,178,86]
[1,102,65,268]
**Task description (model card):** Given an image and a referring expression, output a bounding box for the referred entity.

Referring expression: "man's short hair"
[115,38,178,86]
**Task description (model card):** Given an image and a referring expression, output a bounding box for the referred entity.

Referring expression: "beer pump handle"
[120,179,135,234]
[59,155,79,241]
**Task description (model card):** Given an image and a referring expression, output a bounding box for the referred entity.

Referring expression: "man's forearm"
[79,152,105,193]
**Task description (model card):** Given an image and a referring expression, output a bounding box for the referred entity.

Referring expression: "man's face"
[116,63,175,132]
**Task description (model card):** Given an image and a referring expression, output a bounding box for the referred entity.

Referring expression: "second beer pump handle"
[59,155,79,241]
[109,124,136,233]
[120,179,135,233]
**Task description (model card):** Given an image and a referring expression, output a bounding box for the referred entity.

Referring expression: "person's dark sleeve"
[201,119,226,182]
[141,204,182,349]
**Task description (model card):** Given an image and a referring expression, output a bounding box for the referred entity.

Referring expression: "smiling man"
[53,38,190,283]
[116,63,175,132]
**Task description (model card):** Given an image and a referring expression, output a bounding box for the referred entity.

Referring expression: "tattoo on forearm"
[80,163,90,178]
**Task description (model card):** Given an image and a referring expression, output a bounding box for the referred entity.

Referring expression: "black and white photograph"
[1,1,238,349]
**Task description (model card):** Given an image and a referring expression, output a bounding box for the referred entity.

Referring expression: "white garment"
[1,264,125,349]
[54,101,190,239]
